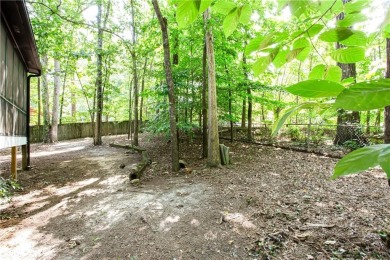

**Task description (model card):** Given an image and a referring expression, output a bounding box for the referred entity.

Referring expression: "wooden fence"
[30,121,129,143]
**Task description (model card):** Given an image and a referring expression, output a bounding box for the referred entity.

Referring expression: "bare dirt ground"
[0,133,390,260]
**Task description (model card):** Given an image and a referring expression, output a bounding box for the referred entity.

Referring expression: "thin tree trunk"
[241,99,246,128]
[140,57,148,127]
[243,55,252,141]
[50,59,60,142]
[130,0,139,146]
[37,77,41,126]
[94,0,104,145]
[228,88,233,142]
[59,58,69,125]
[204,8,220,167]
[41,55,50,143]
[152,0,180,172]
[202,41,207,158]
[366,111,371,134]
[384,38,390,143]
[334,0,362,145]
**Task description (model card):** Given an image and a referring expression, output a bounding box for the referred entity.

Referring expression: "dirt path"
[1,134,389,259]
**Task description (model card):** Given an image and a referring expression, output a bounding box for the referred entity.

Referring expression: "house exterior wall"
[0,21,28,149]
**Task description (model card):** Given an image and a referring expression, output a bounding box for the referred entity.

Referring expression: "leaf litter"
[0,133,389,259]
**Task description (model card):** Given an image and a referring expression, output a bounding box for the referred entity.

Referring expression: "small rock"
[130,179,140,185]
[307,255,314,260]
[119,163,126,169]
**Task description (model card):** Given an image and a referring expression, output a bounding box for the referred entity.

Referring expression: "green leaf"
[272,49,289,68]
[344,0,369,14]
[318,0,343,14]
[292,37,311,61]
[286,48,304,62]
[337,13,367,27]
[335,79,390,111]
[212,0,236,15]
[306,24,324,37]
[325,66,342,82]
[339,30,367,47]
[223,8,239,37]
[272,102,318,136]
[199,0,212,13]
[245,32,288,55]
[238,5,252,25]
[286,80,344,98]
[245,36,265,55]
[289,0,308,18]
[319,27,354,42]
[332,144,388,179]
[252,55,272,76]
[330,46,365,63]
[177,1,199,28]
[309,64,326,80]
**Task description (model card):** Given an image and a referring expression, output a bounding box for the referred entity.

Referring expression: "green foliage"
[330,46,366,63]
[332,144,390,180]
[342,140,365,151]
[176,0,212,28]
[335,79,390,111]
[0,177,21,199]
[319,27,354,43]
[272,102,320,136]
[308,65,342,82]
[285,126,303,141]
[286,80,344,98]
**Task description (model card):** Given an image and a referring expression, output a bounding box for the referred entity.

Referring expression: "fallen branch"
[110,143,151,181]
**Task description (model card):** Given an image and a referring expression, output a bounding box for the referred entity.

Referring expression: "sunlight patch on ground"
[31,145,86,158]
[222,212,256,229]
[160,215,180,232]
[0,228,59,259]
[44,178,99,197]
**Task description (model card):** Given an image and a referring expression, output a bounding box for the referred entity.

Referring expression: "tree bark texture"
[152,0,180,172]
[384,38,390,144]
[243,54,252,140]
[202,41,207,158]
[94,0,103,145]
[41,55,50,143]
[204,8,220,167]
[131,0,139,146]
[50,59,60,142]
[140,57,148,127]
[333,2,362,145]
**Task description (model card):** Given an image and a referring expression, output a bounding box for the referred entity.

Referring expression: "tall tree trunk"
[94,0,110,145]
[41,55,50,143]
[59,58,69,125]
[152,0,180,172]
[243,55,252,141]
[333,1,362,145]
[202,41,207,158]
[50,59,60,142]
[140,57,148,127]
[228,88,233,142]
[71,90,76,120]
[37,77,41,126]
[366,111,371,135]
[131,0,139,146]
[204,8,220,167]
[384,38,390,143]
[241,98,246,128]
[94,0,104,145]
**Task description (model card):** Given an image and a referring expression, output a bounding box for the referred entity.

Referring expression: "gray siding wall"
[0,21,28,138]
